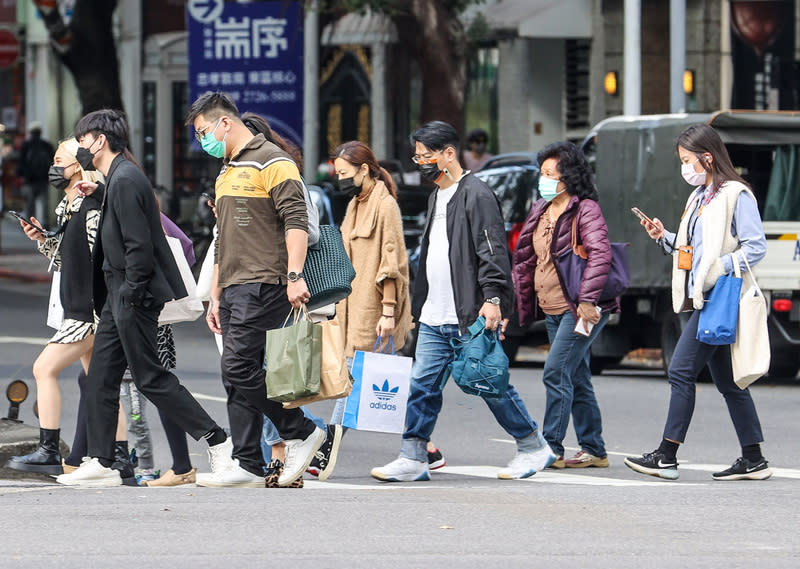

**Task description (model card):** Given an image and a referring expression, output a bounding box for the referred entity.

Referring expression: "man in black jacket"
[56,110,232,487]
[371,121,554,482]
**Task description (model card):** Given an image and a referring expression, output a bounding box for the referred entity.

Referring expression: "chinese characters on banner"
[187,0,304,146]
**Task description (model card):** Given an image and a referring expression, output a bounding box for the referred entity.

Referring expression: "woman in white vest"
[624,123,772,482]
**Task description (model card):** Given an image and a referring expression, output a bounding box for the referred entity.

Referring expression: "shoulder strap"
[570,212,588,260]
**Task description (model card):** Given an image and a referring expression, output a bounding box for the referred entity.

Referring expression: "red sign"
[0,28,20,69]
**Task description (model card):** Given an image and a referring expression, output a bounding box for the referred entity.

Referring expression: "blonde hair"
[58,138,105,184]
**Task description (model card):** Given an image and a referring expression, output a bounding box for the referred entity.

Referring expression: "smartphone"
[630,207,654,226]
[201,192,215,206]
[8,211,45,234]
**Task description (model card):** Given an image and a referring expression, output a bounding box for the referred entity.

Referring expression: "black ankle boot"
[6,428,63,475]
[112,441,138,486]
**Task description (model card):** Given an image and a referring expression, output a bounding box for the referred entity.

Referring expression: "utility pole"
[624,0,641,116]
[303,0,319,181]
[670,0,686,113]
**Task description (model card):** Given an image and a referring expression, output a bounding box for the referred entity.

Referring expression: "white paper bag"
[158,236,205,325]
[343,349,412,434]
[47,271,64,330]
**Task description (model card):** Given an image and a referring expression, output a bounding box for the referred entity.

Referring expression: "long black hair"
[537,141,599,201]
[675,124,750,190]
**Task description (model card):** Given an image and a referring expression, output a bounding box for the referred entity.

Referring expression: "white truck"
[580,111,800,377]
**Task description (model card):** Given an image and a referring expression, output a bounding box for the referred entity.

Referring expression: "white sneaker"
[497,447,557,479]
[370,457,430,482]
[196,460,265,488]
[279,427,325,487]
[206,436,235,473]
[55,457,122,488]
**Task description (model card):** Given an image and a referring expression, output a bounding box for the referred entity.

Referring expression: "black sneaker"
[712,457,772,481]
[624,450,679,480]
[307,424,342,482]
[427,448,446,470]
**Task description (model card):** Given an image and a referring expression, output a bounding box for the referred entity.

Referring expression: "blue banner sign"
[187,0,304,146]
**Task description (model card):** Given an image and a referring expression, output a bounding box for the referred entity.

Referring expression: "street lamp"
[4,380,29,422]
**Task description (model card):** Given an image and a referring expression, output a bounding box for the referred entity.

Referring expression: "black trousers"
[86,275,219,461]
[219,282,316,475]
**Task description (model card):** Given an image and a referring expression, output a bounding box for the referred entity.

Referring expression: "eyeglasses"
[411,150,442,165]
[194,117,224,142]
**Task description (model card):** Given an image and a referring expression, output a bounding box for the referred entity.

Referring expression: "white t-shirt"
[420,185,460,326]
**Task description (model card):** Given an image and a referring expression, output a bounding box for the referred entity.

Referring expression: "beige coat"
[336,180,413,356]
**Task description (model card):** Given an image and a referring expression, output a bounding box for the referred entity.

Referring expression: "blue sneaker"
[135,468,160,485]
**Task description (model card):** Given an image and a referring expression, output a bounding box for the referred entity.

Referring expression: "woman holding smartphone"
[5,138,107,475]
[512,141,617,469]
[625,123,771,481]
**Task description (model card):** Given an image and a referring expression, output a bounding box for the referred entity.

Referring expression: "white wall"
[498,37,565,153]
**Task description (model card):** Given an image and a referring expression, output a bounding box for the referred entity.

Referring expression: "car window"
[477,167,537,223]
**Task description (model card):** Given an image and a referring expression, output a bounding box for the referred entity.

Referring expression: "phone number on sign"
[242,90,297,104]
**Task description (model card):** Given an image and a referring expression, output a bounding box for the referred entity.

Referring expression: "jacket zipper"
[483,229,495,255]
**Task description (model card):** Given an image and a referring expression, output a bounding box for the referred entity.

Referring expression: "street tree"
[32,0,123,114]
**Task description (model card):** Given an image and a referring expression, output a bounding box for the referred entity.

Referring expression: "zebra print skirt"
[49,317,96,344]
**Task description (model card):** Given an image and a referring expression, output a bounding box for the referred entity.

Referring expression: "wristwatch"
[484,296,501,306]
[287,271,305,282]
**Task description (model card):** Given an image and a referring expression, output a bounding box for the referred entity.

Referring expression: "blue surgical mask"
[200,118,226,158]
[538,175,565,202]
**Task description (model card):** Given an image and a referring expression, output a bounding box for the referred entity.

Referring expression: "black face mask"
[337,176,360,197]
[76,147,97,172]
[48,165,71,191]
[418,162,443,183]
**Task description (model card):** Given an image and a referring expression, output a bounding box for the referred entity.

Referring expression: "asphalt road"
[0,280,798,568]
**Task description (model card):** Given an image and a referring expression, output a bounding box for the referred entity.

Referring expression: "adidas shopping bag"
[343,338,412,434]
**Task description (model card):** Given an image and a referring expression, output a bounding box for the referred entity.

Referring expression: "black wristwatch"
[484,296,501,306]
[287,271,305,282]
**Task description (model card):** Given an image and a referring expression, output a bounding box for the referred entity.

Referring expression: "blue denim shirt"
[661,187,766,296]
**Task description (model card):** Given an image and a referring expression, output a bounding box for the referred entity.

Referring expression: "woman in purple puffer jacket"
[511,141,619,470]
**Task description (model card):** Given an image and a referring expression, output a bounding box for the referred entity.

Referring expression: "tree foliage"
[32,0,123,114]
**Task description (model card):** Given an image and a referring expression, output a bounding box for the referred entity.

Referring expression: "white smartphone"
[574,318,594,337]
[574,306,602,337]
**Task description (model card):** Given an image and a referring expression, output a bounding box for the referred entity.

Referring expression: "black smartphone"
[8,211,45,234]
[201,192,215,206]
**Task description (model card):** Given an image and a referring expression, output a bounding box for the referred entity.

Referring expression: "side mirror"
[4,380,29,422]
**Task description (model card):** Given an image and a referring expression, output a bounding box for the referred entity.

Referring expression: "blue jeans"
[663,309,763,446]
[400,323,543,462]
[542,310,609,458]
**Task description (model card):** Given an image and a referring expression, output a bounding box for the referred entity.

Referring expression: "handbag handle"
[281,304,310,328]
[373,335,395,354]
[570,216,588,260]
[734,250,763,296]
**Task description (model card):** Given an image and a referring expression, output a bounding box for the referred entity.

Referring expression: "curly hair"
[537,141,598,201]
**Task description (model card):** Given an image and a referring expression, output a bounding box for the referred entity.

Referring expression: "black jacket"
[411,173,513,333]
[93,155,187,312]
[60,191,103,322]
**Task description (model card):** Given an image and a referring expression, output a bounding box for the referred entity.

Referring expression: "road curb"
[0,268,51,284]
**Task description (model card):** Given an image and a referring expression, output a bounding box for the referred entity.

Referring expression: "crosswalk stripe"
[490,438,800,479]
[437,465,693,486]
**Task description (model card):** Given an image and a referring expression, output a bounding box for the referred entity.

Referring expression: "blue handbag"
[696,265,743,345]
[445,317,509,399]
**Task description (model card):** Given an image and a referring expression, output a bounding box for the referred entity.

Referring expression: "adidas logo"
[372,379,399,401]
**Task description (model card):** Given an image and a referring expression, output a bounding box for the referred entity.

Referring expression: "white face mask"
[681,160,707,186]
